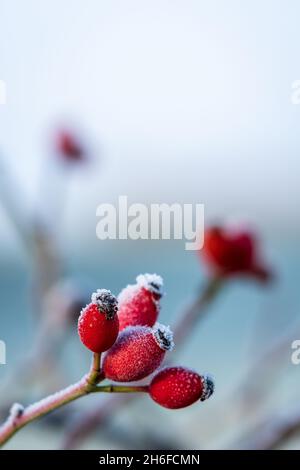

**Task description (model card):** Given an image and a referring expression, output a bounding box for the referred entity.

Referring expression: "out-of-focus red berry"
[201,226,272,282]
[149,367,214,409]
[56,130,85,162]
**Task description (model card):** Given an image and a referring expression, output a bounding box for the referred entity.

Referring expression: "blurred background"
[0,0,300,450]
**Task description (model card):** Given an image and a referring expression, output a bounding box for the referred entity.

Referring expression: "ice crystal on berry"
[136,273,163,297]
[200,374,215,401]
[91,289,118,320]
[153,323,174,351]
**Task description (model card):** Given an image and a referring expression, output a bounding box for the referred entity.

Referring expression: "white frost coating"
[8,403,24,423]
[78,303,89,323]
[136,273,163,295]
[153,323,174,351]
[91,289,111,305]
[24,377,87,416]
[118,273,163,305]
[118,325,151,337]
[87,289,118,319]
[200,373,215,401]
[117,283,139,304]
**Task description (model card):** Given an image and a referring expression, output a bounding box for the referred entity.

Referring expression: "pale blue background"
[0,0,299,449]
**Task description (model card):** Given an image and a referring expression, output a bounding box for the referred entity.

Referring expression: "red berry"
[56,130,85,162]
[149,367,214,409]
[118,274,163,331]
[202,225,271,282]
[103,324,174,382]
[78,289,119,353]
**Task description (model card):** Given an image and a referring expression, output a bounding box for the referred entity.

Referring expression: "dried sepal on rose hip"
[149,367,214,409]
[78,289,119,353]
[103,323,174,382]
[118,273,163,331]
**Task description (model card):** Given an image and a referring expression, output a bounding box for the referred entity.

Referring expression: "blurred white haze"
[0,0,299,254]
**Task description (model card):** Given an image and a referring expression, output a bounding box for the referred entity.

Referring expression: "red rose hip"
[103,323,174,382]
[56,129,85,162]
[149,367,214,409]
[118,273,163,331]
[202,225,271,282]
[78,289,119,353]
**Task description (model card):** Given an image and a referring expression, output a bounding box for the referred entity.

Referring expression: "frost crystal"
[153,323,174,351]
[136,273,163,297]
[200,374,215,401]
[91,289,118,320]
[118,273,164,305]
[8,403,24,423]
[117,284,139,304]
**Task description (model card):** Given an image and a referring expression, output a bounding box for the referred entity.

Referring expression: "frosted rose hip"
[78,289,119,353]
[201,226,271,282]
[118,274,163,331]
[149,367,214,409]
[103,324,174,382]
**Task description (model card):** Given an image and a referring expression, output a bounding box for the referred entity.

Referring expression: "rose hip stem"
[173,275,224,344]
[0,353,147,448]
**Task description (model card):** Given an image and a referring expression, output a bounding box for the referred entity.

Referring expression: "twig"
[173,275,223,344]
[0,352,98,447]
[231,404,300,449]
[236,319,300,411]
[0,353,147,448]
[93,385,148,394]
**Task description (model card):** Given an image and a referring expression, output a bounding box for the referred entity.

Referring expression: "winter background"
[0,0,300,449]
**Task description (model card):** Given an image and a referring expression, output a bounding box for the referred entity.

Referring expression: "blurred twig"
[0,280,88,413]
[231,405,300,449]
[236,319,300,413]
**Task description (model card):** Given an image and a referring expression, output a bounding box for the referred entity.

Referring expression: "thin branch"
[235,319,300,412]
[87,353,103,386]
[232,404,300,450]
[94,385,148,394]
[0,377,91,447]
[0,374,150,448]
[173,275,224,344]
[0,353,111,447]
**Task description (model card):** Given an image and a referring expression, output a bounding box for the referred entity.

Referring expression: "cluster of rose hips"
[78,274,214,409]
